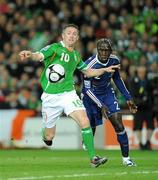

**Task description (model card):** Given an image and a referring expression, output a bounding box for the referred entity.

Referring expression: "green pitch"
[0,149,158,180]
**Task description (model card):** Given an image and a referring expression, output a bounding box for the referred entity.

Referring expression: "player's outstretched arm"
[82,64,120,77]
[19,50,43,61]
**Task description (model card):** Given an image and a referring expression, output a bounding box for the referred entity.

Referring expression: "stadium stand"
[0,0,158,116]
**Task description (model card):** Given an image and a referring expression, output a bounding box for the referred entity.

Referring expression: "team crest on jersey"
[84,80,91,88]
[41,45,51,51]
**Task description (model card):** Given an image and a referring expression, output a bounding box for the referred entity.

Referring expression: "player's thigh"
[42,107,63,128]
[103,93,121,115]
[61,91,89,128]
[84,99,102,128]
[69,109,90,128]
[41,93,63,128]
[86,111,103,128]
[90,113,102,128]
[63,90,85,115]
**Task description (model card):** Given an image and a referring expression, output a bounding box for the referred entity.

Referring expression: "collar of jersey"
[60,41,65,47]
[96,54,109,66]
[60,41,74,52]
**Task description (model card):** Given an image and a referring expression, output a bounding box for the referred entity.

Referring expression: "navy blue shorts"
[83,88,120,127]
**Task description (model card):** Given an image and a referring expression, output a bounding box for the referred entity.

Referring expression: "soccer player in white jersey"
[19,24,120,167]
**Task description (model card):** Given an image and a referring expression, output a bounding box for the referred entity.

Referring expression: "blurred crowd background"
[0,0,158,115]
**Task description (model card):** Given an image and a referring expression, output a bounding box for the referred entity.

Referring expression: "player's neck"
[62,41,74,51]
[65,45,74,51]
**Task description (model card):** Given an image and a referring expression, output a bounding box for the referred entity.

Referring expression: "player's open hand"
[19,50,32,61]
[105,64,120,73]
[127,100,137,114]
[101,105,109,119]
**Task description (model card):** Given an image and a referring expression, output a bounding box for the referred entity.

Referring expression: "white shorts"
[41,90,85,128]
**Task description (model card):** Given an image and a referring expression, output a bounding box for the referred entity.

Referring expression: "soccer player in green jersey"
[19,24,120,167]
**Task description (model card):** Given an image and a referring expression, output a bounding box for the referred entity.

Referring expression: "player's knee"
[77,117,90,128]
[114,123,124,133]
[80,118,90,128]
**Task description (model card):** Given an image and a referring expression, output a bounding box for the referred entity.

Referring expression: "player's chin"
[100,58,108,63]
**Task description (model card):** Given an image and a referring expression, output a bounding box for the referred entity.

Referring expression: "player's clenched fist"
[19,50,32,61]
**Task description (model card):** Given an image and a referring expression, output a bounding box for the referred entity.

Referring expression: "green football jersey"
[38,41,88,94]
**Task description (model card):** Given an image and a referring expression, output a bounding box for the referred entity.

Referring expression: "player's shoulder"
[50,42,62,49]
[85,55,97,66]
[73,50,82,64]
[74,49,81,57]
[40,43,59,52]
[109,54,120,64]
[53,42,62,48]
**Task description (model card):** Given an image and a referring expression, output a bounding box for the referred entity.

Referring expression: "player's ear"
[62,33,64,39]
[76,35,79,41]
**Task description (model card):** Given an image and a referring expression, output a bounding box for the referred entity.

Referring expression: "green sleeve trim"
[77,61,88,70]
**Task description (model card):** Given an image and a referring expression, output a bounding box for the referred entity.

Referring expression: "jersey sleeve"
[75,52,88,71]
[110,54,120,65]
[83,76,104,108]
[77,60,88,70]
[113,70,132,100]
[38,44,57,61]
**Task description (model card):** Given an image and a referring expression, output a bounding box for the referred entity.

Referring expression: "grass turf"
[0,149,158,180]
